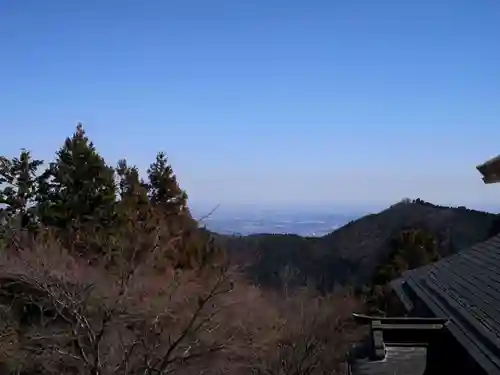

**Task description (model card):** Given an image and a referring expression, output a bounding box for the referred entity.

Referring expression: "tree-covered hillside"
[221,199,497,292]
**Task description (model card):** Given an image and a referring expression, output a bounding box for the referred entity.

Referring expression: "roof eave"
[481,174,500,184]
[477,155,500,184]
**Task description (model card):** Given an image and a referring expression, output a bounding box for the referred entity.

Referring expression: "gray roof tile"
[392,234,500,373]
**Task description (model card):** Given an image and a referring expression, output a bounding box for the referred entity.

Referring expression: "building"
[477,154,500,184]
[346,155,500,375]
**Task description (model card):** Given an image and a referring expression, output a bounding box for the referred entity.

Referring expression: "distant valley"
[193,208,363,236]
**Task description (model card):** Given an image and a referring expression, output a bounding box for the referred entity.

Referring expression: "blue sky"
[1,0,500,212]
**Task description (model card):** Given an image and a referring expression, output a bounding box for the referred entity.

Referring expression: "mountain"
[217,199,497,291]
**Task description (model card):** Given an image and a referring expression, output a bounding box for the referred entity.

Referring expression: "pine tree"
[116,159,151,224]
[37,124,117,230]
[145,152,225,269]
[147,152,188,218]
[0,149,43,229]
[116,159,149,205]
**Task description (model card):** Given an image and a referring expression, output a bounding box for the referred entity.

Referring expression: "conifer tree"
[0,149,43,229]
[116,159,151,224]
[147,152,188,218]
[145,152,225,269]
[37,124,117,230]
[116,159,149,204]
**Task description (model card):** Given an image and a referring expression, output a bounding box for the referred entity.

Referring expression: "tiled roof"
[391,234,500,374]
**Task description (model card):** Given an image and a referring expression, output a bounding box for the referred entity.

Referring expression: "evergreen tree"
[37,124,117,230]
[116,159,149,204]
[145,152,224,269]
[147,152,188,217]
[115,159,151,224]
[0,149,43,229]
[368,227,442,314]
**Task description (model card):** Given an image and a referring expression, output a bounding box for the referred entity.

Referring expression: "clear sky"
[1,0,500,212]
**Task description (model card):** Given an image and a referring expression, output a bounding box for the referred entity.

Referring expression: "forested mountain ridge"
[218,199,497,291]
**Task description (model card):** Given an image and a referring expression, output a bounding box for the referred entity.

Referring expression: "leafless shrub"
[0,219,365,375]
[0,225,232,375]
[252,288,365,375]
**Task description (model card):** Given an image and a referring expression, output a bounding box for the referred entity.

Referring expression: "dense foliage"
[366,227,455,314]
[0,124,219,269]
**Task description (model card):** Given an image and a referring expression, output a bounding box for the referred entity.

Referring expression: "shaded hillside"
[320,199,496,283]
[218,233,357,292]
[220,199,497,290]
